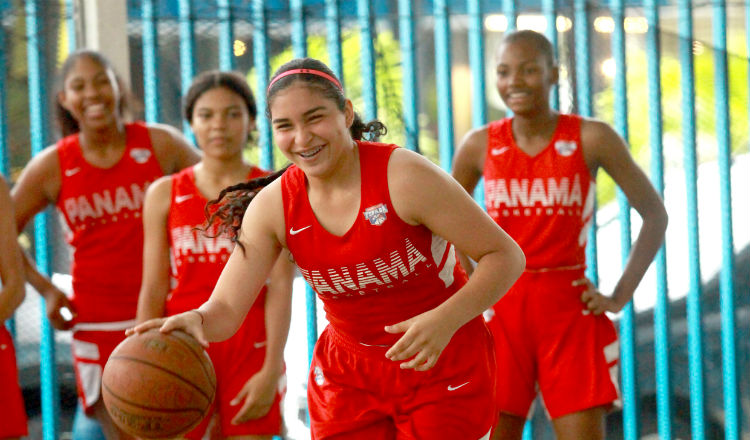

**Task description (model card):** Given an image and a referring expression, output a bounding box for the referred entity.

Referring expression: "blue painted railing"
[4,2,745,439]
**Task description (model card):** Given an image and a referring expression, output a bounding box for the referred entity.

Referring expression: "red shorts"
[71,324,130,412]
[308,317,496,440]
[0,327,28,437]
[185,306,284,439]
[486,268,620,419]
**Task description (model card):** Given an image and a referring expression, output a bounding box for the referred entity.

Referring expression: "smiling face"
[269,82,355,179]
[190,86,254,160]
[57,55,121,131]
[494,38,558,117]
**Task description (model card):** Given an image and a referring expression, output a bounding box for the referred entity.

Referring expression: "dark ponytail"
[203,165,290,252]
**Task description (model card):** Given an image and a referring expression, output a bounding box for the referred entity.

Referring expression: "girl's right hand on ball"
[126,311,208,348]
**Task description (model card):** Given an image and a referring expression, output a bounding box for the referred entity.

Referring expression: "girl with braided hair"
[132,57,525,439]
[136,70,295,439]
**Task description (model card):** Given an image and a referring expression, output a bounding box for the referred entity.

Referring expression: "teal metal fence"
[1,1,747,438]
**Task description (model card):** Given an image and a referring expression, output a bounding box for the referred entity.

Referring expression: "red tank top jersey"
[166,165,269,316]
[483,114,595,269]
[56,122,163,322]
[282,141,468,345]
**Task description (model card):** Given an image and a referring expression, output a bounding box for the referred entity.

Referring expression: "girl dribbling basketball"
[132,57,526,439]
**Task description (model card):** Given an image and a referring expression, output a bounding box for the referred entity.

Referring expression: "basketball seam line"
[169,334,217,389]
[108,355,214,402]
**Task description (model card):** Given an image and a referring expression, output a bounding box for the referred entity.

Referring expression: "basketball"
[102,329,216,438]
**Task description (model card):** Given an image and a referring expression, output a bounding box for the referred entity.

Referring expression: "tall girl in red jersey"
[136,71,295,439]
[131,57,526,439]
[452,30,668,440]
[11,50,200,438]
[0,176,28,440]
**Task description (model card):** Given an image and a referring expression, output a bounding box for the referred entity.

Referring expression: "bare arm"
[135,176,173,323]
[230,250,295,424]
[385,148,525,370]
[581,119,668,314]
[451,127,490,275]
[11,146,75,329]
[148,124,202,174]
[258,251,295,380]
[0,177,25,322]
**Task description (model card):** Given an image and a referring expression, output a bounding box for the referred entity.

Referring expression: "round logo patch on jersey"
[130,148,152,164]
[554,140,577,157]
[363,203,388,226]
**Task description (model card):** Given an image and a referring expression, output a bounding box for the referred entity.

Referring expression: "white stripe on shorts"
[72,319,136,332]
[478,427,492,440]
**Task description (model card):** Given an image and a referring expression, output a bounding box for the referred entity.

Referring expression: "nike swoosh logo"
[175,194,193,203]
[290,225,312,235]
[253,341,266,349]
[447,381,470,391]
[64,167,81,177]
[490,146,510,156]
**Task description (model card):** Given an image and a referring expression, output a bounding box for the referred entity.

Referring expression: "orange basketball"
[102,329,216,439]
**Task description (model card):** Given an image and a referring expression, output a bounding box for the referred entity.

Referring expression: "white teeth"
[299,145,323,158]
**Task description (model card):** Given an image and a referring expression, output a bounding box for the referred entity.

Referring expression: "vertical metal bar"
[677,1,705,438]
[217,0,235,71]
[252,0,272,170]
[644,1,672,438]
[541,0,559,110]
[712,1,739,438]
[178,0,196,137]
[573,0,598,289]
[503,0,517,32]
[434,0,454,171]
[25,1,59,438]
[290,0,307,59]
[0,7,11,341]
[357,0,377,121]
[467,0,486,205]
[609,1,639,438]
[325,0,343,85]
[65,0,76,50]
[398,0,419,152]
[467,0,486,128]
[0,10,9,180]
[142,0,160,123]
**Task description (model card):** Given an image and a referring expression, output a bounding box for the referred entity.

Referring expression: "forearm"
[21,251,56,298]
[433,247,525,332]
[260,292,292,377]
[0,286,25,322]
[135,283,169,323]
[195,296,249,343]
[612,210,668,308]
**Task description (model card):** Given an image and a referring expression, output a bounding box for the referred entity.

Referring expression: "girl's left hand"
[229,368,279,425]
[575,277,623,315]
[384,310,457,371]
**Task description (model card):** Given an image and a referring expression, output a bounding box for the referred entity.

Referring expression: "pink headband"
[267,68,343,92]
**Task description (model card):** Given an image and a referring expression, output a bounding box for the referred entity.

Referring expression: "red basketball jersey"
[166,165,269,315]
[282,141,468,346]
[483,114,595,269]
[56,122,163,323]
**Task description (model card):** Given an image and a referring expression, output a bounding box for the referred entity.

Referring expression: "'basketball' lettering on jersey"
[485,174,583,209]
[298,237,430,297]
[62,182,150,223]
[171,226,234,256]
